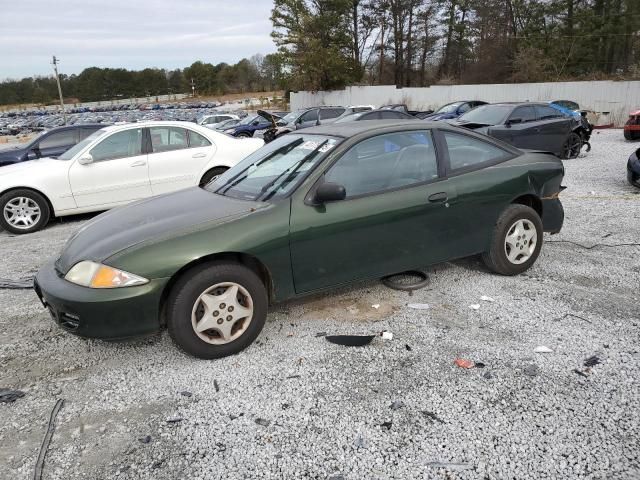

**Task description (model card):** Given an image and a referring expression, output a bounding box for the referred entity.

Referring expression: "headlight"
[224,129,235,134]
[65,261,148,288]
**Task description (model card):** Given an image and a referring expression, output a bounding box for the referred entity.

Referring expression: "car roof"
[302,119,456,137]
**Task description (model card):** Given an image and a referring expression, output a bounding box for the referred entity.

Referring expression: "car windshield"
[281,111,301,123]
[206,134,341,201]
[436,102,463,114]
[458,105,512,125]
[238,115,258,125]
[58,129,106,160]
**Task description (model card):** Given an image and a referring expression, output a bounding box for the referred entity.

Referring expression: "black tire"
[624,129,640,141]
[236,132,251,138]
[167,261,268,359]
[482,204,543,276]
[199,167,228,187]
[0,189,51,234]
[561,132,582,159]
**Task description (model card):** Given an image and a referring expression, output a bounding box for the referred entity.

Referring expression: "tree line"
[272,0,640,90]
[0,55,286,106]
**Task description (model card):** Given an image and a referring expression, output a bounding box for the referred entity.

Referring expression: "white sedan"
[0,121,263,234]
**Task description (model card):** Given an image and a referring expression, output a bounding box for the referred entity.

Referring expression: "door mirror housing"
[78,154,93,165]
[314,182,346,204]
[27,149,39,160]
[506,117,523,126]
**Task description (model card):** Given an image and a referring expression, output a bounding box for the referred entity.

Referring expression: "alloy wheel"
[504,219,537,265]
[3,197,41,230]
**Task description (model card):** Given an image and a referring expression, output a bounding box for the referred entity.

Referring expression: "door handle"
[428,192,448,203]
[192,153,207,158]
[130,160,146,167]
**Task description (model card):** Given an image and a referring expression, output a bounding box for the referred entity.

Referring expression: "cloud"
[0,0,277,79]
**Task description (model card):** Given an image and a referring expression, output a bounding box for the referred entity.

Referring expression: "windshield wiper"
[216,138,304,195]
[258,140,328,201]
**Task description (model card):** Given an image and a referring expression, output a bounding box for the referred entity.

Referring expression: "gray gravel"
[1,129,639,480]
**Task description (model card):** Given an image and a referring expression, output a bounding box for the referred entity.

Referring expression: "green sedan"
[34,122,565,359]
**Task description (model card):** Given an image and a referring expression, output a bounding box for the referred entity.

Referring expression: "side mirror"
[507,117,523,126]
[27,149,39,160]
[251,120,259,126]
[78,154,93,165]
[314,182,346,204]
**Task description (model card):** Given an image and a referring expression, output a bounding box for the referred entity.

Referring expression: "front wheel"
[482,204,543,276]
[199,167,228,187]
[561,132,582,159]
[0,189,51,234]
[236,132,251,138]
[167,262,268,359]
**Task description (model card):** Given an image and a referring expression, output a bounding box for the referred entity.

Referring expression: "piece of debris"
[454,358,475,369]
[480,296,495,302]
[573,368,589,378]
[405,344,412,351]
[315,332,327,337]
[380,421,392,430]
[483,371,493,380]
[152,459,165,469]
[0,277,33,290]
[180,391,192,397]
[286,374,301,379]
[325,335,376,347]
[0,388,25,403]
[138,435,152,444]
[287,332,294,337]
[425,461,471,471]
[407,303,430,310]
[255,418,270,427]
[214,380,220,392]
[371,304,380,309]
[33,399,64,480]
[354,435,366,449]
[390,400,405,410]
[474,362,486,368]
[381,331,393,341]
[523,364,539,377]
[166,417,183,424]
[469,304,480,310]
[534,346,553,354]
[584,355,601,367]
[421,411,445,424]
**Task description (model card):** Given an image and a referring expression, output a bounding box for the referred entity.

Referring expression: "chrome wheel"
[191,282,254,345]
[504,219,537,265]
[3,197,41,230]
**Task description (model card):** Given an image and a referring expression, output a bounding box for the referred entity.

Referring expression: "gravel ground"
[1,129,639,480]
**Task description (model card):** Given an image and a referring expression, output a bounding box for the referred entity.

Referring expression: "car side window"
[443,131,510,171]
[510,106,537,123]
[188,130,212,147]
[89,128,142,162]
[535,105,563,120]
[90,128,143,161]
[320,108,345,120]
[324,130,438,198]
[38,130,76,149]
[300,110,318,123]
[458,103,471,114]
[149,127,188,153]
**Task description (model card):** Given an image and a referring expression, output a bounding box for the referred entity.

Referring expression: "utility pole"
[190,78,196,98]
[51,56,67,125]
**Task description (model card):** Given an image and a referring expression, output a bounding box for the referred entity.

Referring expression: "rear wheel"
[236,132,251,138]
[482,204,543,276]
[561,132,582,159]
[199,167,228,187]
[0,189,51,234]
[167,262,268,359]
[625,129,640,141]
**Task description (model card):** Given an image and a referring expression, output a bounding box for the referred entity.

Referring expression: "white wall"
[291,81,640,126]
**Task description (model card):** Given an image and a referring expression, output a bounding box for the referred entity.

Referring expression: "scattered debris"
[584,355,601,367]
[0,277,33,290]
[573,368,589,378]
[371,304,380,309]
[0,388,25,403]
[255,418,270,427]
[483,371,493,380]
[480,296,495,302]
[138,435,152,444]
[166,417,183,424]
[454,358,475,369]
[152,459,166,469]
[422,411,445,424]
[469,304,480,310]
[286,374,301,379]
[390,400,405,410]
[407,303,430,310]
[405,344,412,351]
[33,399,64,480]
[381,331,393,341]
[534,346,553,354]
[523,364,539,377]
[214,380,220,392]
[380,421,393,429]
[474,362,486,368]
[325,335,376,347]
[180,391,192,397]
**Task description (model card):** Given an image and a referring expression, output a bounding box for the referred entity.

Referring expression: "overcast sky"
[0,0,277,80]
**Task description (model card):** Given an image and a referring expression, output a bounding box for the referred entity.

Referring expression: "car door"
[296,109,319,129]
[289,129,456,293]
[68,127,151,208]
[499,106,539,150]
[34,129,78,158]
[147,126,214,195]
[534,105,572,154]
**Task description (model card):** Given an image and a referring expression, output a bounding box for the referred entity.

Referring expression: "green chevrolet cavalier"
[35,122,565,359]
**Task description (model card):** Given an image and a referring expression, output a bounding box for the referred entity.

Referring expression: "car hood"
[56,188,266,274]
[423,113,456,121]
[0,145,25,162]
[0,156,59,175]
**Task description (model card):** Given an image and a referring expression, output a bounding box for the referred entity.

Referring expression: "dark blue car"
[222,112,282,138]
[421,100,487,121]
[0,124,105,167]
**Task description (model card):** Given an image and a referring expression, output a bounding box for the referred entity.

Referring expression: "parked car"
[420,101,487,121]
[548,100,593,150]
[214,118,241,131]
[0,122,263,234]
[380,104,434,118]
[0,124,105,167]
[334,109,416,123]
[450,102,583,159]
[223,112,284,138]
[624,110,640,141]
[198,114,240,130]
[628,148,640,187]
[34,121,565,359]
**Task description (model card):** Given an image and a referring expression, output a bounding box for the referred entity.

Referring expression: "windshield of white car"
[206,134,341,201]
[458,105,512,125]
[58,129,106,160]
[436,102,463,114]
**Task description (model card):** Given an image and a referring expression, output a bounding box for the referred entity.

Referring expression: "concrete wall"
[291,81,640,126]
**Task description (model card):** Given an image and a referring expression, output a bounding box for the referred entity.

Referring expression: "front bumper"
[627,154,640,188]
[541,198,564,234]
[34,260,168,340]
